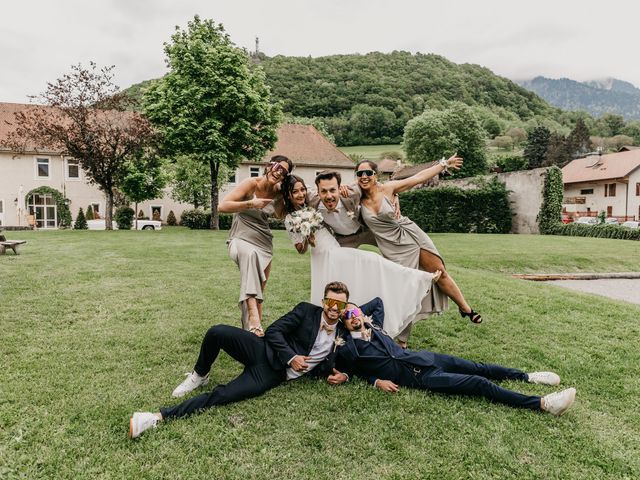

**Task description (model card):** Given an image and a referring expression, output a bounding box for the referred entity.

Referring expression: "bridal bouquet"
[284,207,324,237]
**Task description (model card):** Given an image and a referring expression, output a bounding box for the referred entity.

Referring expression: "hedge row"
[179,209,286,230]
[399,177,512,233]
[548,222,640,240]
[180,210,233,229]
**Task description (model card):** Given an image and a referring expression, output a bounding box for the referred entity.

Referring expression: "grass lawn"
[338,144,403,160]
[1,228,639,479]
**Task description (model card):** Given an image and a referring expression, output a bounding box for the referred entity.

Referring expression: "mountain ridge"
[517,76,640,120]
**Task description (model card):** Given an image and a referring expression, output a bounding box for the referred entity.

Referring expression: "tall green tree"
[565,118,591,157]
[168,155,211,209]
[524,126,551,169]
[143,16,281,229]
[119,153,167,229]
[544,132,570,167]
[599,113,625,137]
[403,102,487,178]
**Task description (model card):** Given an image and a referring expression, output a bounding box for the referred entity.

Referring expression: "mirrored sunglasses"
[323,297,347,310]
[342,307,362,320]
[356,169,375,178]
[270,162,289,175]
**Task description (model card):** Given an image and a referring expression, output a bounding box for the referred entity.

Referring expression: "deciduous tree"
[143,16,281,229]
[403,102,487,178]
[7,63,155,230]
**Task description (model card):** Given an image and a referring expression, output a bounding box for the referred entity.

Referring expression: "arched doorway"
[27,192,57,229]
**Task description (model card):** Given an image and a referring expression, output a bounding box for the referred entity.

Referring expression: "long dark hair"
[281,174,307,214]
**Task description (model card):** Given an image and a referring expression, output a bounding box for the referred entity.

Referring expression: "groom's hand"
[290,355,311,372]
[374,379,399,393]
[327,368,348,385]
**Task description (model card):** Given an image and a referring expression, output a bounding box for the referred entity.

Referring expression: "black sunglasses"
[356,169,376,178]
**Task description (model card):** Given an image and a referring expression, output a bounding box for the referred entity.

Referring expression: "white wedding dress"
[288,227,438,339]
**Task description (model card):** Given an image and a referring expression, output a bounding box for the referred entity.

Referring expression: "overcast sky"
[2,0,639,103]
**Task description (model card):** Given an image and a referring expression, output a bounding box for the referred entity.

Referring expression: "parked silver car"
[621,221,640,229]
[575,217,598,225]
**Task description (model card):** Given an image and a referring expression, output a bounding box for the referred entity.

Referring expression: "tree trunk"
[135,201,138,230]
[105,190,114,230]
[209,159,219,230]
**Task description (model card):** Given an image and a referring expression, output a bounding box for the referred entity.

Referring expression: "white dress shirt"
[287,314,337,380]
[317,200,361,235]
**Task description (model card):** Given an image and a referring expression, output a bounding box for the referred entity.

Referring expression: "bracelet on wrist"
[438,157,449,173]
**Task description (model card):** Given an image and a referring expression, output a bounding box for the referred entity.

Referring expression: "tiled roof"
[0,102,58,152]
[391,161,438,180]
[249,123,354,168]
[0,102,136,154]
[562,150,640,184]
[1,104,350,169]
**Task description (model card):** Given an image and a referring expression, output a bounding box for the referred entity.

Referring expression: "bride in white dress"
[281,175,440,340]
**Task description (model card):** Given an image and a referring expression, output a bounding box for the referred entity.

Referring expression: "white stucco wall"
[1,153,357,228]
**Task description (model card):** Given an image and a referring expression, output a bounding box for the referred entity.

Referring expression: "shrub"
[180,209,210,229]
[538,166,564,234]
[399,177,512,233]
[86,205,95,220]
[179,210,238,229]
[115,206,135,230]
[166,210,177,226]
[74,208,88,230]
[548,222,640,240]
[495,155,528,173]
[219,213,233,230]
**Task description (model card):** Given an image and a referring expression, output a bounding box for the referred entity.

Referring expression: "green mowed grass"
[1,228,639,479]
[338,144,403,160]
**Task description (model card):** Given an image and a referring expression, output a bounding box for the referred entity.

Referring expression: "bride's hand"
[339,185,352,198]
[307,233,316,247]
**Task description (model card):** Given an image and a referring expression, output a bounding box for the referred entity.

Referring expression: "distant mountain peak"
[516,76,640,119]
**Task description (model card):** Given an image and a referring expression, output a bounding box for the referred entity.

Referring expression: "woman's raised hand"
[446,154,463,171]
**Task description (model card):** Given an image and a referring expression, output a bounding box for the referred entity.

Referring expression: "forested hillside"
[125,51,570,146]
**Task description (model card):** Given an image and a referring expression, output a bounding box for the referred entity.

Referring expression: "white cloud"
[1,0,639,103]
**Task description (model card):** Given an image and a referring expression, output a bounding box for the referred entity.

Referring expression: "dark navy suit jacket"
[264,302,348,379]
[336,298,436,385]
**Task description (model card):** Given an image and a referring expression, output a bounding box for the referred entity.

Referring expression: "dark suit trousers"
[415,353,541,410]
[160,325,285,419]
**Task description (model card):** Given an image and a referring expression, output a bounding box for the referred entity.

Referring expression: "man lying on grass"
[129,281,377,439]
[330,299,576,416]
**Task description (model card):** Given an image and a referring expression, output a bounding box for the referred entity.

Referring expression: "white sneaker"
[542,388,576,416]
[129,412,159,439]
[528,371,561,386]
[172,371,209,398]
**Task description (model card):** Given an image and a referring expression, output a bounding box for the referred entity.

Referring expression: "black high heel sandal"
[460,308,482,324]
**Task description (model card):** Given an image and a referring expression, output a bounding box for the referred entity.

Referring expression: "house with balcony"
[561,149,640,220]
[0,102,355,228]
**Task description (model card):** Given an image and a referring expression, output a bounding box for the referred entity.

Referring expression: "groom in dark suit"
[129,281,362,438]
[333,299,577,416]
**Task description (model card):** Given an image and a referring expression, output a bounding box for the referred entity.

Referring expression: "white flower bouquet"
[284,207,324,237]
